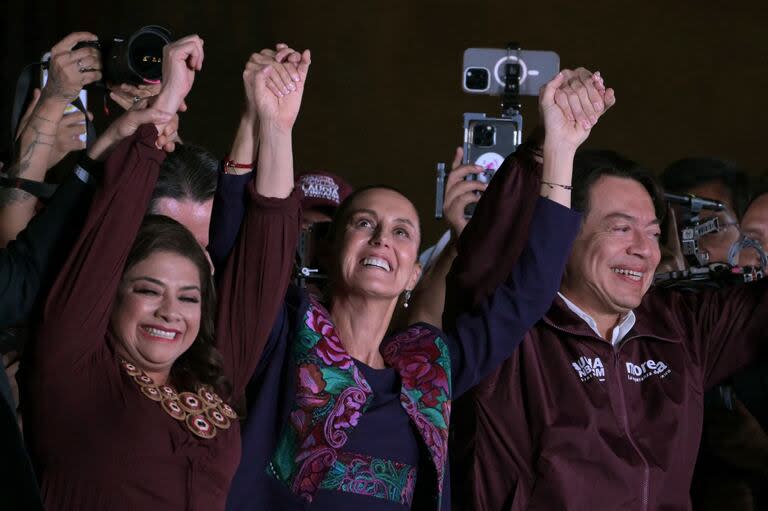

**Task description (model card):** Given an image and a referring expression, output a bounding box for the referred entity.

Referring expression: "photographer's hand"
[109,83,161,111]
[152,35,204,130]
[444,147,487,238]
[41,32,101,105]
[17,88,94,170]
[0,32,100,245]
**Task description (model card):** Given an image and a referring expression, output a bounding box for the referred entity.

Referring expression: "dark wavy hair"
[123,215,231,398]
[148,143,219,213]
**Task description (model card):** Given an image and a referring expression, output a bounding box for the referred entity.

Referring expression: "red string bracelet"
[223,156,254,173]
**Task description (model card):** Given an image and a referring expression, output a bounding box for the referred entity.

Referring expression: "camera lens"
[129,29,169,82]
[465,67,490,91]
[472,124,496,147]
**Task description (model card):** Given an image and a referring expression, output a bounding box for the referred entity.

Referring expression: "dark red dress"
[22,125,299,510]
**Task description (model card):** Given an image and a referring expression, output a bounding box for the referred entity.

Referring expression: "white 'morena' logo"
[626,359,671,382]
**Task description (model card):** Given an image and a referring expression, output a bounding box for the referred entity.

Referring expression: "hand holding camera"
[41,32,102,106]
[16,88,94,171]
[109,83,162,111]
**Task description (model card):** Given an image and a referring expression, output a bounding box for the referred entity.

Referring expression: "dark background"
[2,0,767,243]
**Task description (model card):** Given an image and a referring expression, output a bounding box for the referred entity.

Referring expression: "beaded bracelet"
[541,180,573,191]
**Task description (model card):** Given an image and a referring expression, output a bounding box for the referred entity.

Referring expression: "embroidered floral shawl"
[269,297,452,509]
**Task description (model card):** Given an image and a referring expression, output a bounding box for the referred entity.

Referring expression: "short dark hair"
[572,149,666,221]
[660,157,750,220]
[123,215,231,398]
[148,144,218,213]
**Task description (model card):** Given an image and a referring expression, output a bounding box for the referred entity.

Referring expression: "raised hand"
[540,68,616,152]
[42,32,102,105]
[245,43,311,132]
[87,108,175,161]
[153,35,204,115]
[241,46,297,121]
[444,147,487,238]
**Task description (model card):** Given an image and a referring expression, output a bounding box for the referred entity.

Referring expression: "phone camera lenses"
[465,67,490,91]
[472,124,496,147]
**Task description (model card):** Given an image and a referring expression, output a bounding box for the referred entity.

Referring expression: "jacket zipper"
[543,320,659,509]
[612,349,650,511]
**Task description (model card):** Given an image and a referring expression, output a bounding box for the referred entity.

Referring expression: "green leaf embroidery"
[421,407,448,430]
[435,337,453,393]
[271,426,298,480]
[321,367,356,394]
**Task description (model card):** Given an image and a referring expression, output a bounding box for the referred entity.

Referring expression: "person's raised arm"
[254,47,310,198]
[208,45,302,270]
[444,69,615,322]
[538,69,615,207]
[37,36,198,364]
[444,69,616,395]
[216,44,310,397]
[0,32,101,247]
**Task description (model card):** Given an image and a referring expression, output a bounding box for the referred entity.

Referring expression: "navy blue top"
[210,171,581,510]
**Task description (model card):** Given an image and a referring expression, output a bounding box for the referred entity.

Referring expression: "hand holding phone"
[444,147,488,236]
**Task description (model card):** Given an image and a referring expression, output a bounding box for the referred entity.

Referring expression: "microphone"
[664,193,724,213]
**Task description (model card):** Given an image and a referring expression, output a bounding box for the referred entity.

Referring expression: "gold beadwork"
[120,359,237,440]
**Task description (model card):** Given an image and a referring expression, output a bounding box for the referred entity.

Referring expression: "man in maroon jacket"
[447,69,768,511]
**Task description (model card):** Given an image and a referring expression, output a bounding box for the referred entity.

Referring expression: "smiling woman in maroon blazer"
[20,35,304,511]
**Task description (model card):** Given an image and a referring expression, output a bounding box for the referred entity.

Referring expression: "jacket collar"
[543,292,683,345]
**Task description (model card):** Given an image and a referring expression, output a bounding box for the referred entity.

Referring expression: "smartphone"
[461,112,522,216]
[463,112,522,172]
[462,48,559,97]
[41,51,88,143]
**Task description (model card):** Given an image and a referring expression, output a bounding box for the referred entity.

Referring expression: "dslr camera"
[73,25,171,85]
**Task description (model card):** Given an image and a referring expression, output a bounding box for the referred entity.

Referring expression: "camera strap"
[0,176,56,200]
[9,63,41,162]
[70,96,97,150]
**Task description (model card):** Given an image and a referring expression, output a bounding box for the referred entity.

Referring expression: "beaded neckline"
[120,359,237,439]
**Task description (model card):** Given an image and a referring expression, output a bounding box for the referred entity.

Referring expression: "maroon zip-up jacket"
[446,140,768,511]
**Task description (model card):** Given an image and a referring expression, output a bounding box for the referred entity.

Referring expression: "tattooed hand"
[41,32,102,105]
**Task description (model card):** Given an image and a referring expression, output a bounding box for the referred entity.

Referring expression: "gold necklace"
[120,359,238,439]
